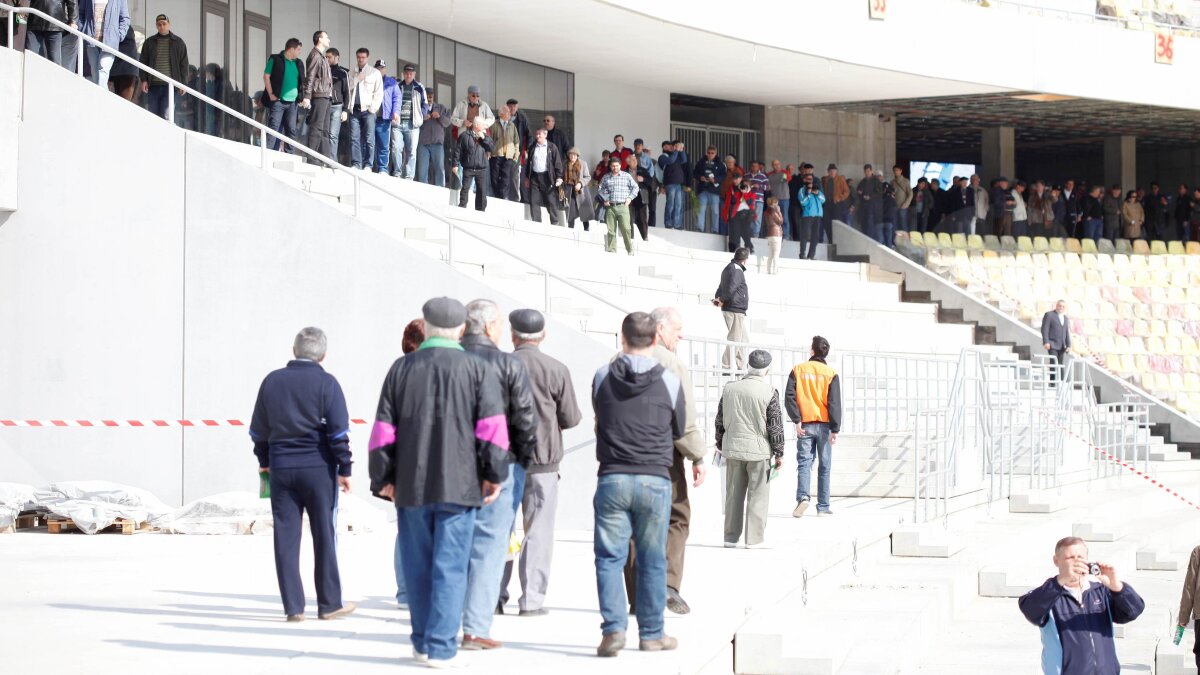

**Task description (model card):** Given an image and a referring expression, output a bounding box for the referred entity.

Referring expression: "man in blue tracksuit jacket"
[250,326,355,622]
[1018,536,1145,674]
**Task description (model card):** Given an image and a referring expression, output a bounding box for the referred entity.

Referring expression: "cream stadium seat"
[1133,239,1151,255]
[923,232,941,248]
[908,231,924,247]
[1095,254,1113,271]
[947,232,963,248]
[1166,336,1183,353]
[1017,236,1033,252]
[1033,236,1050,252]
[1081,252,1098,269]
[983,234,1001,250]
[1150,240,1168,255]
[1013,251,1032,268]
[1065,238,1082,253]
[1111,253,1130,270]
[967,234,984,250]
[1081,238,1098,254]
[1188,241,1200,256]
[1113,336,1131,353]
[1097,238,1116,254]
[1169,240,1187,255]
[1186,373,1200,391]
[1146,336,1165,353]
[1116,239,1133,254]
[1151,320,1168,337]
[1049,237,1066,252]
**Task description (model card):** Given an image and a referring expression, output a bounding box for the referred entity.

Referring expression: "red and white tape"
[1039,410,1200,512]
[0,418,371,428]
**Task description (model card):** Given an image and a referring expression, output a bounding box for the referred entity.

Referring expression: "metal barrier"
[840,351,959,433]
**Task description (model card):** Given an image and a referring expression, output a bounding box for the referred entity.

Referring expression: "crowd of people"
[249,297,843,667]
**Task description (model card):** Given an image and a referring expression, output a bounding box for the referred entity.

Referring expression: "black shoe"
[494,602,505,615]
[666,587,690,615]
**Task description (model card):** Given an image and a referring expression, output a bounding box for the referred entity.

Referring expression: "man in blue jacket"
[1018,536,1145,675]
[373,60,401,174]
[249,327,355,622]
[659,140,690,230]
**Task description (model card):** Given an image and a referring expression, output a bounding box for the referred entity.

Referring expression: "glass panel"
[349,8,396,71]
[201,10,227,138]
[146,0,200,64]
[246,24,269,130]
[128,0,146,33]
[545,68,567,111]
[454,44,494,107]
[245,0,270,16]
[397,24,418,66]
[435,36,454,75]
[496,57,543,110]
[319,0,349,54]
[270,0,317,56]
[567,73,574,112]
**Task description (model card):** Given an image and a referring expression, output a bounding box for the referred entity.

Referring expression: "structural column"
[981,126,1015,181]
[1103,135,1136,190]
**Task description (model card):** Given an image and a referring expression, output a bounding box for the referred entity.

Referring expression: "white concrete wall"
[0,47,20,212]
[573,73,671,170]
[0,51,611,528]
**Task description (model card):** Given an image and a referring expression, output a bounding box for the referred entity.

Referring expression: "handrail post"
[352,175,360,217]
[167,87,175,127]
[543,272,551,313]
[259,128,268,169]
[447,223,454,265]
[76,37,84,76]
[6,11,12,50]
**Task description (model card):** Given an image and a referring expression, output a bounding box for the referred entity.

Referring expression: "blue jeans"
[26,30,64,68]
[268,100,299,152]
[397,502,477,661]
[1083,217,1102,242]
[896,208,909,232]
[393,533,407,605]
[327,103,344,161]
[146,85,176,121]
[374,122,392,173]
[796,423,833,511]
[593,473,671,640]
[697,192,720,233]
[876,220,895,247]
[84,44,114,88]
[462,470,516,638]
[392,122,418,178]
[664,185,684,228]
[752,200,765,238]
[348,110,376,169]
[779,198,791,235]
[417,143,446,186]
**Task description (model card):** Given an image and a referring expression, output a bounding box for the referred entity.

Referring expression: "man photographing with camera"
[1018,536,1145,675]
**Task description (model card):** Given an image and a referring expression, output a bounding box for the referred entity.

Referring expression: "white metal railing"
[2,3,630,321]
[840,351,960,433]
[962,0,1200,36]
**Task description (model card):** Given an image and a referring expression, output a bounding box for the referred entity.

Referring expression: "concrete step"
[1157,627,1196,675]
[1136,546,1184,571]
[1072,520,1122,542]
[403,227,448,246]
[978,567,1045,598]
[891,525,964,558]
[1009,490,1065,513]
[1114,605,1173,640]
[637,265,672,281]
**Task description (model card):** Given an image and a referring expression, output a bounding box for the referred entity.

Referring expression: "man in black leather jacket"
[458,298,538,650]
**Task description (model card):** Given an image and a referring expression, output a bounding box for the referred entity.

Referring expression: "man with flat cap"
[369,297,510,668]
[500,308,582,616]
[715,349,784,548]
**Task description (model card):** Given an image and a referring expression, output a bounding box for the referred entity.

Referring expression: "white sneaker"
[723,542,738,548]
[426,654,468,669]
[412,648,428,663]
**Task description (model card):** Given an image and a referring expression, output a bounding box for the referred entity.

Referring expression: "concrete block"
[1009,491,1064,513]
[1136,547,1182,571]
[1072,521,1120,542]
[765,105,800,131]
[637,265,671,280]
[891,525,964,558]
[735,627,847,675]
[1114,606,1171,639]
[797,107,838,134]
[978,567,1043,598]
[1157,628,1196,675]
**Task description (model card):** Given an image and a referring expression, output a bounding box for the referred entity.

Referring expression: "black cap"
[748,350,772,369]
[155,13,169,22]
[422,297,466,329]
[509,309,545,334]
[506,98,519,105]
[403,63,415,72]
[634,138,644,146]
[827,163,838,171]
[374,59,387,69]
[997,176,1009,183]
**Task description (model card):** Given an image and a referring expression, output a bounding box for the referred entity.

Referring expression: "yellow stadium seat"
[1049,237,1065,252]
[983,235,1001,250]
[1063,253,1081,268]
[1169,240,1186,255]
[950,233,967,249]
[1033,236,1050,252]
[1081,238,1098,253]
[999,236,1017,251]
[1014,251,1032,268]
[1111,254,1130,270]
[894,231,909,247]
[1115,239,1133,254]
[1133,239,1151,255]
[1081,253,1098,269]
[1187,241,1200,255]
[1166,336,1183,353]
[1017,236,1033,252]
[1065,238,1082,253]
[1147,336,1165,353]
[923,232,940,248]
[1097,239,1116,254]
[1031,252,1049,268]
[1150,240,1168,255]
[982,249,998,260]
[909,231,925,248]
[1118,354,1137,375]
[967,234,984,250]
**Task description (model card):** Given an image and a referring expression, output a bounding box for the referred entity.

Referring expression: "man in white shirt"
[346,47,384,171]
[527,128,564,225]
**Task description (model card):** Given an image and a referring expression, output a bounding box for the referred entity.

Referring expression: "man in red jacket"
[723,178,757,253]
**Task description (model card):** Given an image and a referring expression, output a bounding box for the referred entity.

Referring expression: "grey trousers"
[724,457,771,545]
[518,471,558,611]
[722,311,749,369]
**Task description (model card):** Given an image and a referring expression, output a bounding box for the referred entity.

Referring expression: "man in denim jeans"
[785,335,842,517]
[591,312,687,658]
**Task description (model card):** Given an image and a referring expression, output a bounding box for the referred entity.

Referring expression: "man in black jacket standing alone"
[453,116,494,212]
[250,327,356,623]
[713,248,750,370]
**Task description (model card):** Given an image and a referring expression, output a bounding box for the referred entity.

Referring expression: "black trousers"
[305,97,331,158]
[459,168,487,211]
[800,215,821,259]
[528,171,560,224]
[489,157,516,200]
[647,181,658,227]
[1048,348,1066,383]
[270,465,343,616]
[727,210,754,253]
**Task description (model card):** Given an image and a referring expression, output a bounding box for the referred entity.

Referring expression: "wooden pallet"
[46,517,150,535]
[1,511,47,533]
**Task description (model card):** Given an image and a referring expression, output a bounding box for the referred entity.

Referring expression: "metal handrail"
[2,2,630,319]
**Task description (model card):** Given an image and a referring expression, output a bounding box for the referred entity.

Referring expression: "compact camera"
[1087,562,1101,576]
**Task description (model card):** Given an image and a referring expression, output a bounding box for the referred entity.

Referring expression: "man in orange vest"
[784,336,841,517]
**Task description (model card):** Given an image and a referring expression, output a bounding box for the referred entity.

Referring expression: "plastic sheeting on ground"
[160,490,389,535]
[0,483,36,531]
[32,481,175,534]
